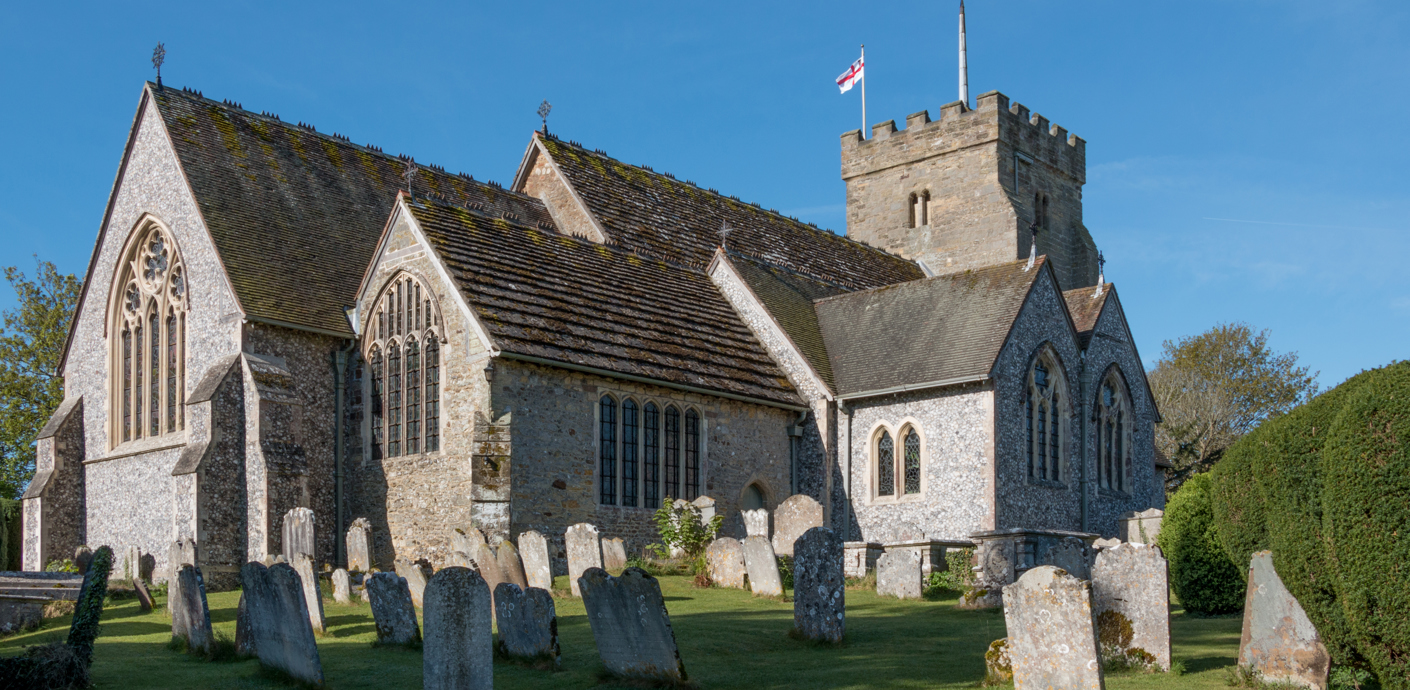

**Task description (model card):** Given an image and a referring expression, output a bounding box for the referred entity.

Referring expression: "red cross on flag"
[836,56,864,94]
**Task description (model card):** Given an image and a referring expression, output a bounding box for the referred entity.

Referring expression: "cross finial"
[1025,220,1040,271]
[152,43,166,88]
[718,220,734,248]
[403,159,418,201]
[537,100,553,134]
[1094,251,1107,298]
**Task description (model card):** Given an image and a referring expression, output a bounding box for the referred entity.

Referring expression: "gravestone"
[494,582,560,662]
[395,558,430,608]
[171,564,214,655]
[292,553,326,634]
[238,561,324,685]
[772,495,823,557]
[985,638,1014,685]
[1093,537,1122,550]
[423,567,493,690]
[332,568,351,604]
[450,550,473,568]
[1092,543,1171,671]
[876,548,923,599]
[73,546,93,575]
[743,508,770,538]
[1119,508,1164,545]
[705,538,747,589]
[1002,565,1103,690]
[122,545,143,581]
[133,577,153,612]
[1042,537,1093,580]
[170,538,197,571]
[452,526,487,563]
[1238,551,1330,689]
[579,567,687,683]
[963,539,1015,609]
[236,592,254,656]
[346,517,372,572]
[691,495,716,523]
[792,527,845,643]
[366,571,421,645]
[518,530,553,591]
[889,522,925,543]
[497,540,528,590]
[474,543,504,606]
[742,535,783,596]
[565,523,602,597]
[602,537,628,571]
[281,507,315,560]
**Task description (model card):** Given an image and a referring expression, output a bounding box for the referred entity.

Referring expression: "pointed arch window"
[1097,369,1133,493]
[664,406,681,500]
[1025,346,1068,484]
[363,273,444,459]
[108,219,187,448]
[903,428,922,495]
[684,409,700,500]
[643,402,661,506]
[599,395,617,505]
[598,395,707,508]
[876,430,895,497]
[622,399,639,507]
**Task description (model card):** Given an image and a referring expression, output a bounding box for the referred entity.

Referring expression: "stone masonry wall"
[192,359,247,583]
[519,141,606,243]
[23,399,85,570]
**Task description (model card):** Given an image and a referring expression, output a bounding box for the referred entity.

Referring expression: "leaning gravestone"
[292,553,326,634]
[366,571,421,645]
[281,507,315,560]
[602,537,628,571]
[743,508,770,538]
[396,559,430,608]
[705,538,747,589]
[565,523,602,597]
[1238,551,1330,689]
[743,535,783,596]
[171,564,215,655]
[494,582,560,663]
[452,526,487,563]
[497,540,529,590]
[1002,565,1103,690]
[132,576,153,612]
[332,568,351,604]
[346,517,372,572]
[475,542,505,604]
[793,527,845,643]
[518,530,553,591]
[238,561,324,685]
[579,567,688,683]
[876,548,923,600]
[67,545,114,667]
[170,538,197,571]
[235,592,254,657]
[423,567,493,690]
[1092,543,1171,671]
[772,495,823,557]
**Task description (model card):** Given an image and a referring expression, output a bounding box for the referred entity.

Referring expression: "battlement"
[840,91,1085,185]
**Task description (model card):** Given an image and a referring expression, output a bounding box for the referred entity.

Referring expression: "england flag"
[836,56,864,94]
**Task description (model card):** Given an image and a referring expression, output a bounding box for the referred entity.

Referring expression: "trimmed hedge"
[0,499,19,571]
[1157,472,1245,614]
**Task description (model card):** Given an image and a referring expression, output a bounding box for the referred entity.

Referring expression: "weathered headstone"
[494,582,560,662]
[985,638,1014,685]
[291,553,326,634]
[122,545,143,581]
[705,538,747,589]
[452,526,487,562]
[474,542,504,605]
[792,527,845,643]
[1002,565,1103,690]
[743,507,770,538]
[518,530,553,591]
[602,537,628,572]
[1237,551,1330,689]
[876,548,923,600]
[772,495,823,557]
[171,564,214,655]
[235,592,254,657]
[281,507,315,560]
[423,567,493,690]
[346,517,372,572]
[238,561,324,685]
[450,550,473,568]
[565,523,602,597]
[73,546,93,575]
[332,568,351,604]
[169,538,197,571]
[742,535,783,596]
[497,540,528,590]
[133,577,153,612]
[395,558,430,608]
[1093,537,1122,550]
[889,521,925,543]
[365,571,421,645]
[1092,542,1171,671]
[691,495,716,523]
[579,567,687,683]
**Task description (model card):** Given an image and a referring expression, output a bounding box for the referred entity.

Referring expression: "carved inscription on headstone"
[423,567,493,690]
[494,582,560,662]
[238,561,324,685]
[792,527,845,643]
[366,571,421,646]
[281,507,315,560]
[579,567,687,683]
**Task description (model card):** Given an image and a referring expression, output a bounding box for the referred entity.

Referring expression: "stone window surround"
[908,189,931,229]
[361,270,447,460]
[594,391,709,510]
[1095,364,1135,496]
[1025,343,1069,488]
[865,417,928,505]
[105,214,187,452]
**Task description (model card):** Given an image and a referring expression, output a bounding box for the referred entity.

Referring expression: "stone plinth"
[742,535,782,596]
[579,567,687,683]
[565,523,601,597]
[346,517,372,572]
[876,548,922,599]
[705,538,746,589]
[772,495,823,557]
[518,530,553,591]
[423,567,493,690]
[792,527,844,643]
[1238,551,1329,690]
[366,571,421,646]
[1092,543,1170,670]
[843,542,883,578]
[1002,566,1103,690]
[967,528,1098,608]
[494,582,560,663]
[882,539,973,577]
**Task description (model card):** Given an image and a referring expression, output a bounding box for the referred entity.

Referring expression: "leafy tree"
[1148,322,1318,491]
[649,498,723,561]
[0,259,82,499]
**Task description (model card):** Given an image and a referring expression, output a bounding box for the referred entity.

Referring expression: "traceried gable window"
[598,395,705,507]
[1097,368,1133,494]
[109,219,186,448]
[364,273,444,459]
[871,423,925,500]
[1026,346,1068,484]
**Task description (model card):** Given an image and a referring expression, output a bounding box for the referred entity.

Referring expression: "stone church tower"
[840,91,1100,290]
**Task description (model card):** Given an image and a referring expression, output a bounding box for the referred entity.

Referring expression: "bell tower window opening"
[919,190,930,227]
[363,272,445,460]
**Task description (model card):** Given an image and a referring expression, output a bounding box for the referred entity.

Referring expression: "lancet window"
[1025,346,1068,483]
[109,219,187,448]
[598,395,705,507]
[364,273,444,459]
[1097,368,1133,493]
[872,424,925,499]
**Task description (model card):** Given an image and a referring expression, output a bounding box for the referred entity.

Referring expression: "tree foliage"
[0,259,81,499]
[1156,473,1245,615]
[649,498,723,561]
[1148,322,1319,490]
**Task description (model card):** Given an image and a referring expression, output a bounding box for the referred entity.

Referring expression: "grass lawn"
[0,577,1242,689]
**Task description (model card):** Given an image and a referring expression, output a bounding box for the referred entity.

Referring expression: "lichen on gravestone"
[365,571,421,646]
[493,582,559,664]
[792,527,845,643]
[579,567,687,683]
[423,567,493,690]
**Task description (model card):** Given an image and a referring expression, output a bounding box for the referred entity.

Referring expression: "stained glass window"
[108,222,186,448]
[904,429,921,494]
[364,274,442,458]
[387,343,401,457]
[425,340,439,453]
[877,430,894,497]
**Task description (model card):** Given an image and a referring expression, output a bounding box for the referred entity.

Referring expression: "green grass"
[0,577,1243,689]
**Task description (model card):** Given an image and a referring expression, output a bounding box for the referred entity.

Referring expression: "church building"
[22,78,1161,582]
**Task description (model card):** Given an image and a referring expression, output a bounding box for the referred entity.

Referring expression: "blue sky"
[1,0,1404,388]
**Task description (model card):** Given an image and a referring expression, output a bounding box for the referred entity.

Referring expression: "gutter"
[836,373,991,403]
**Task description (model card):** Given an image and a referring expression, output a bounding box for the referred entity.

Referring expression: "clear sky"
[1,0,1404,388]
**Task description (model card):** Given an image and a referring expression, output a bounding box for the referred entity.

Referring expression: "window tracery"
[109,220,186,448]
[1025,346,1068,483]
[1097,368,1133,493]
[363,273,444,459]
[871,423,926,500]
[597,395,705,506]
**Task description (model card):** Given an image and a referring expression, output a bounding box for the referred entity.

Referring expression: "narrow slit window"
[684,409,700,500]
[600,396,617,505]
[644,403,660,507]
[903,429,921,495]
[622,400,638,507]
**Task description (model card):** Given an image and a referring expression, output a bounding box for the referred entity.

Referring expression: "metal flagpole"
[860,44,867,138]
[959,1,969,106]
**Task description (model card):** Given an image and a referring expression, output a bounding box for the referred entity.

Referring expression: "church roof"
[814,258,1052,397]
[528,135,925,291]
[725,253,848,392]
[1063,282,1112,348]
[149,84,554,336]
[405,196,803,407]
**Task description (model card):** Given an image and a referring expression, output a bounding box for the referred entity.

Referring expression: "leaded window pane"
[664,406,680,500]
[1049,391,1061,480]
[388,343,401,457]
[134,325,143,438]
[600,396,617,505]
[622,400,638,507]
[122,329,132,442]
[904,429,921,495]
[167,313,178,433]
[149,311,160,438]
[370,347,384,460]
[878,431,894,497]
[644,403,660,506]
[1037,402,1048,479]
[685,409,700,500]
[405,340,421,454]
[1115,410,1125,491]
[425,340,439,453]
